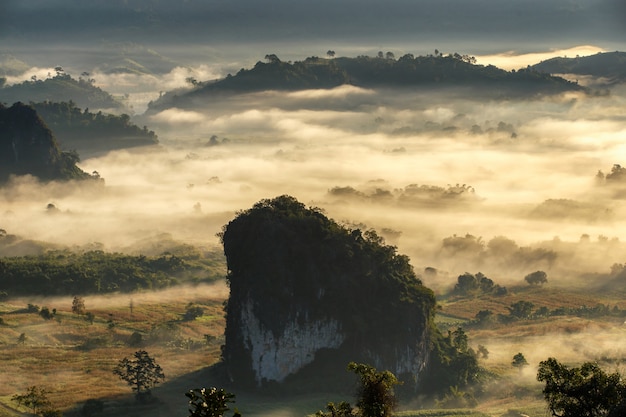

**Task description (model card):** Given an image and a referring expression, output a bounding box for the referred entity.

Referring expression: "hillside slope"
[0,102,97,183]
[0,73,121,111]
[531,51,626,84]
[31,101,159,158]
[148,54,584,111]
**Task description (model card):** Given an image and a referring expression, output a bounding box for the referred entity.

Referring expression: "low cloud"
[476,45,606,71]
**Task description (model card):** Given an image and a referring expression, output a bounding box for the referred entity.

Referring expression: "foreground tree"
[113,350,165,401]
[317,363,400,417]
[186,387,241,417]
[537,357,626,417]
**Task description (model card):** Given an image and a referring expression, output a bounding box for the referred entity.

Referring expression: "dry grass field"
[0,283,228,417]
[0,281,624,417]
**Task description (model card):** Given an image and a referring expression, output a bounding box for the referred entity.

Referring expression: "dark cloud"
[1,0,621,49]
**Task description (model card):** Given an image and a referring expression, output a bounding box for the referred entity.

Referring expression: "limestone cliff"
[0,102,94,183]
[220,195,436,390]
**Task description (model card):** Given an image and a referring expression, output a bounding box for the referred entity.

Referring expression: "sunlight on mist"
[476,45,606,70]
[3,80,626,294]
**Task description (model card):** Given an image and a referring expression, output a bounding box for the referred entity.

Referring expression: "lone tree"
[113,350,164,401]
[537,357,626,417]
[524,270,548,286]
[512,352,529,371]
[72,296,86,314]
[12,386,51,415]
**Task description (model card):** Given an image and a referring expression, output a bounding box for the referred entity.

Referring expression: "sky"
[1,0,625,69]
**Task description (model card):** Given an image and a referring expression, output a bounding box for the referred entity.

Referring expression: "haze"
[1,2,626,412]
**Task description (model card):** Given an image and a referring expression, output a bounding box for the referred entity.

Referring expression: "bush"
[183,304,204,321]
[39,307,54,320]
[186,387,241,417]
[128,332,143,347]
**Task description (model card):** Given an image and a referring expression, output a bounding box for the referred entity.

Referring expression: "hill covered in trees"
[0,102,99,183]
[31,101,158,157]
[0,248,223,296]
[148,53,584,111]
[219,195,480,394]
[530,51,626,84]
[0,70,121,110]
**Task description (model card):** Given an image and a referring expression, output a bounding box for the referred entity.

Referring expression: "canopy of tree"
[537,357,626,417]
[0,102,97,183]
[531,51,626,84]
[0,72,121,110]
[31,101,158,157]
[149,53,584,111]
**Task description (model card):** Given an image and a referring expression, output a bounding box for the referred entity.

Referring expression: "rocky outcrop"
[220,195,436,390]
[0,102,94,183]
[239,298,344,383]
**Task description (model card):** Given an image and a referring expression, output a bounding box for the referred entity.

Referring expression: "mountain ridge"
[148,53,585,111]
[530,51,626,84]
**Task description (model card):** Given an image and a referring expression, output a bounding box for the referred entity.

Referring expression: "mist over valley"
[2,2,626,416]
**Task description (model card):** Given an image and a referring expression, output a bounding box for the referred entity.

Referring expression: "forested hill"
[531,51,626,84]
[0,102,98,183]
[31,101,159,158]
[0,71,121,110]
[148,53,583,111]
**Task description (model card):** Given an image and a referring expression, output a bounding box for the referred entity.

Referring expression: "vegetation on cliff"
[219,195,478,393]
[0,102,97,183]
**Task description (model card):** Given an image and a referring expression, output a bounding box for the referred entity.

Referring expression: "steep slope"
[0,102,95,183]
[219,195,438,390]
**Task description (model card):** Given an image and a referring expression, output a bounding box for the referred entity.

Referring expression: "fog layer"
[3,75,626,291]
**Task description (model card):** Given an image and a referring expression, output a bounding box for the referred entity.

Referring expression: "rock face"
[0,102,92,182]
[220,195,436,389]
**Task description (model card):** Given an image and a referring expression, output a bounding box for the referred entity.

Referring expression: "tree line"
[0,250,221,296]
